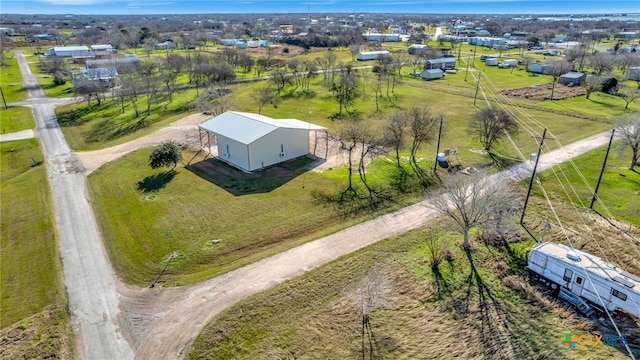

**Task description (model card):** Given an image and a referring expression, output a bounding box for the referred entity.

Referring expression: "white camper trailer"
[528,242,640,318]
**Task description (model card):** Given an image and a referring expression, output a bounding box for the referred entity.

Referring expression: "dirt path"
[76,114,209,174]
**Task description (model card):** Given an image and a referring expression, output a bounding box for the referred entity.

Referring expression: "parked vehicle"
[530,45,545,50]
[528,242,640,318]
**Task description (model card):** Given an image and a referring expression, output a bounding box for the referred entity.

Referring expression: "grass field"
[187,213,640,359]
[534,141,640,227]
[0,52,28,103]
[0,106,35,133]
[0,138,71,358]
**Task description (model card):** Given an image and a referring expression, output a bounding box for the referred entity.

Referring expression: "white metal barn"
[198,111,328,172]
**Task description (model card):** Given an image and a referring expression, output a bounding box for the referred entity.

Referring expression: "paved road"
[15,51,135,360]
[0,129,34,142]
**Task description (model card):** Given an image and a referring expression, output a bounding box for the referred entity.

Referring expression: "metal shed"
[421,69,444,80]
[560,72,586,86]
[198,111,328,172]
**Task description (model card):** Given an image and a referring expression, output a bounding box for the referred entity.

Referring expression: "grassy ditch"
[0,138,71,358]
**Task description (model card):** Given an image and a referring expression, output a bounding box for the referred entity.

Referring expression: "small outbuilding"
[627,67,640,81]
[421,68,444,80]
[560,72,586,86]
[198,111,328,172]
[528,62,551,74]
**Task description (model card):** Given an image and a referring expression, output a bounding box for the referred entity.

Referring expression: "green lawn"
[26,58,74,98]
[188,220,639,359]
[0,52,28,103]
[0,139,60,327]
[535,142,640,227]
[0,106,35,133]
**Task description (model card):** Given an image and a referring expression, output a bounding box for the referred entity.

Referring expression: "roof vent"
[567,252,581,261]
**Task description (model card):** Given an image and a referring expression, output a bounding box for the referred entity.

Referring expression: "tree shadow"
[136,170,177,192]
[463,249,546,359]
[186,155,314,196]
[432,266,451,300]
[86,116,149,143]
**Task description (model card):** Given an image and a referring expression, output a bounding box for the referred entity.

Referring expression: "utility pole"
[473,74,481,106]
[521,128,548,225]
[590,128,615,209]
[464,57,470,82]
[433,117,443,174]
[0,86,7,109]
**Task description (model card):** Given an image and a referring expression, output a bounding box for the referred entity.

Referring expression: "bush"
[149,141,182,169]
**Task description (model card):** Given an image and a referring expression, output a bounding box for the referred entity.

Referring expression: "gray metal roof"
[199,111,327,145]
[427,58,456,64]
[50,46,90,52]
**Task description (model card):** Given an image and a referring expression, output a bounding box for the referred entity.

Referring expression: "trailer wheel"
[550,283,558,290]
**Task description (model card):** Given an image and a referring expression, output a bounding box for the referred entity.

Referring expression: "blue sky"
[2,0,638,15]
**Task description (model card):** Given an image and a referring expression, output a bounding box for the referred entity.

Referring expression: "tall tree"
[332,65,358,115]
[407,107,438,180]
[468,107,519,152]
[616,112,640,170]
[429,173,521,250]
[385,112,407,168]
[548,60,573,100]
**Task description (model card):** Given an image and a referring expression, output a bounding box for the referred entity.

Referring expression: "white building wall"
[217,135,250,171]
[248,128,308,171]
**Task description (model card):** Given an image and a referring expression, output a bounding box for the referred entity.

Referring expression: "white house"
[91,44,115,54]
[356,50,390,61]
[199,111,327,172]
[49,46,90,57]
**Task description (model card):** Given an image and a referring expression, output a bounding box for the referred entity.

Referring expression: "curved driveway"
[15,49,614,360]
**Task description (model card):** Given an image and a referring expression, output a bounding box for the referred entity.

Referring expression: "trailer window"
[611,289,627,301]
[576,277,583,285]
[563,269,573,282]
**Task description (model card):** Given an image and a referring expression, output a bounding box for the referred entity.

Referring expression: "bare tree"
[350,267,393,360]
[385,111,407,168]
[616,112,640,170]
[617,88,640,109]
[331,65,359,115]
[407,107,439,180]
[587,53,615,75]
[315,49,337,83]
[253,85,277,114]
[39,57,71,85]
[348,44,361,62]
[468,106,519,152]
[73,76,105,110]
[428,173,521,250]
[548,60,573,100]
[356,125,389,208]
[582,75,604,100]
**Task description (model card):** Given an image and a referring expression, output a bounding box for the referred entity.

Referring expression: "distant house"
[627,67,640,81]
[76,67,119,81]
[86,54,140,74]
[49,46,90,57]
[362,33,401,42]
[356,50,390,61]
[408,44,427,54]
[155,40,175,50]
[528,63,552,75]
[91,44,115,54]
[560,72,586,86]
[421,68,444,80]
[425,58,456,70]
[0,27,15,35]
[198,111,327,173]
[220,38,239,46]
[614,31,639,39]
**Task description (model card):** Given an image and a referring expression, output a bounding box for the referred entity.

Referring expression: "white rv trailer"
[528,242,640,318]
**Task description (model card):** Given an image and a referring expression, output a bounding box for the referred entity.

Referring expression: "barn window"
[563,269,573,283]
[611,289,627,301]
[576,277,583,285]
